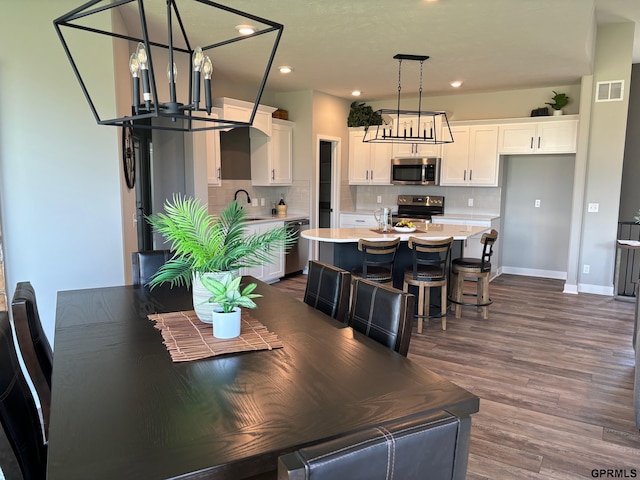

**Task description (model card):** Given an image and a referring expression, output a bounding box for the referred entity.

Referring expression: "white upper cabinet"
[391,115,443,158]
[190,111,221,187]
[213,97,275,136]
[348,128,392,185]
[441,124,499,186]
[498,117,578,154]
[251,119,293,186]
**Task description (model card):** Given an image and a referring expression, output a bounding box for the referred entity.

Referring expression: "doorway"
[319,140,333,228]
[316,136,341,229]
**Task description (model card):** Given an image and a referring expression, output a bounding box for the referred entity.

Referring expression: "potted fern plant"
[146,195,294,322]
[201,272,262,338]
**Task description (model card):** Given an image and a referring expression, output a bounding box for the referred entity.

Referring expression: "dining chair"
[348,278,415,356]
[131,249,172,286]
[0,311,48,480]
[303,260,351,324]
[449,229,499,320]
[278,409,467,480]
[352,238,400,284]
[403,236,454,332]
[11,282,53,439]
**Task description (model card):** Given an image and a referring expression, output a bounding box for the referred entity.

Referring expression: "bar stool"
[352,238,400,285]
[449,229,498,320]
[403,236,453,332]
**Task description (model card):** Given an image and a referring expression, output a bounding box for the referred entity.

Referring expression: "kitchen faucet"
[234,189,251,207]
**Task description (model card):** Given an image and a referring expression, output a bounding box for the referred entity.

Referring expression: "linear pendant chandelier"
[54,0,283,131]
[363,54,454,145]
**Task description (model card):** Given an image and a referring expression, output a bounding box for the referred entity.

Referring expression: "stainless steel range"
[395,194,445,223]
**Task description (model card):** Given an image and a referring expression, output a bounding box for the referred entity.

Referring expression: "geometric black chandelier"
[362,54,454,145]
[54,0,283,131]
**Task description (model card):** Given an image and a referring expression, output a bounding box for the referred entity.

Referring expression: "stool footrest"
[448,292,493,308]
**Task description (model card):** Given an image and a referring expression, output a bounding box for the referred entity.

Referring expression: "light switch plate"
[468,198,474,207]
[535,199,541,208]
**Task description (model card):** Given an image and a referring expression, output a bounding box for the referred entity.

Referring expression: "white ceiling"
[208,0,640,101]
[115,0,640,102]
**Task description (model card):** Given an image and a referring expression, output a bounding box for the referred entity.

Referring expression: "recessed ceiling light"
[236,25,255,35]
[278,66,293,74]
[450,80,463,88]
[351,90,362,97]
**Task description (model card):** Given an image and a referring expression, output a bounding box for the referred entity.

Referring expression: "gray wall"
[501,155,575,277]
[619,63,640,222]
[0,1,125,344]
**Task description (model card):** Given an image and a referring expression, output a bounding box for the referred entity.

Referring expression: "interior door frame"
[314,135,341,258]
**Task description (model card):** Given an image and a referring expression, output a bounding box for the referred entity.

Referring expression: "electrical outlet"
[587,203,599,213]
[535,199,541,208]
[468,198,474,207]
[377,196,382,204]
[260,198,265,207]
[583,264,590,274]
[251,198,258,207]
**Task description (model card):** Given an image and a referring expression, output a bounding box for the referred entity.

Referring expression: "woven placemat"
[148,310,283,362]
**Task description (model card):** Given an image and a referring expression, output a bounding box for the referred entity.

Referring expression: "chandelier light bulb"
[192,47,204,72]
[203,56,213,80]
[167,62,177,83]
[135,42,148,69]
[129,53,140,77]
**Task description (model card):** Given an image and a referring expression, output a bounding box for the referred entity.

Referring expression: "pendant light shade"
[54,0,284,132]
[363,54,454,145]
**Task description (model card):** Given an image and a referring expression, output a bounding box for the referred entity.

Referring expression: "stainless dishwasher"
[285,218,310,275]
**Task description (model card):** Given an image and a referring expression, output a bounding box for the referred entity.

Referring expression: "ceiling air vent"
[595,80,624,102]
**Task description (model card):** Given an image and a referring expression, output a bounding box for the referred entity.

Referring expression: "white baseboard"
[563,283,578,294]
[501,266,567,280]
[577,283,614,296]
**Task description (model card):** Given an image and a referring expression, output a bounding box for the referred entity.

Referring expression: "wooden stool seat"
[449,230,498,320]
[403,236,453,333]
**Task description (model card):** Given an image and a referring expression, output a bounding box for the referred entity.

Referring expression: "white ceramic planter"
[212,307,242,339]
[192,271,238,323]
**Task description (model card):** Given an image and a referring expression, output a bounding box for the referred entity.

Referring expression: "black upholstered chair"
[131,250,172,286]
[403,236,454,332]
[0,311,48,480]
[352,238,400,284]
[278,410,467,480]
[303,261,351,324]
[348,278,415,356]
[449,229,499,320]
[11,282,53,439]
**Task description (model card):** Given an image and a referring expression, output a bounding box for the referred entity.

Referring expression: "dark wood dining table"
[48,276,479,479]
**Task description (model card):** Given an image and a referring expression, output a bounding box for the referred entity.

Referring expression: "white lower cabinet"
[240,220,285,283]
[339,212,378,228]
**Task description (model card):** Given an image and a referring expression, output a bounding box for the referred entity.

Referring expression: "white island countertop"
[302,224,490,243]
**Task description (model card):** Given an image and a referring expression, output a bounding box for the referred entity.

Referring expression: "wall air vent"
[595,80,624,102]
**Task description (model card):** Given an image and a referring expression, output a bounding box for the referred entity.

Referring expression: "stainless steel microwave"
[391,157,441,185]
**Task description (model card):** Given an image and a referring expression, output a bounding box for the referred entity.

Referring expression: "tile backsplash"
[351,185,502,215]
[208,180,311,216]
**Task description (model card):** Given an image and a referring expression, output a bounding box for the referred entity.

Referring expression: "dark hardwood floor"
[274,273,640,479]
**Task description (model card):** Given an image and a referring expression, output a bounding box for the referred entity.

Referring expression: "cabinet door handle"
[530,137,534,149]
[464,169,467,181]
[217,167,221,179]
[271,169,275,180]
[469,170,473,181]
[538,137,541,149]
[370,170,373,180]
[366,170,369,180]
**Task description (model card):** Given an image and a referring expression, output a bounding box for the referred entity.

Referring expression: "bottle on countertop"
[276,194,287,217]
[271,202,277,216]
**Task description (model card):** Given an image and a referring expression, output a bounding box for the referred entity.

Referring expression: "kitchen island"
[302,223,490,288]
